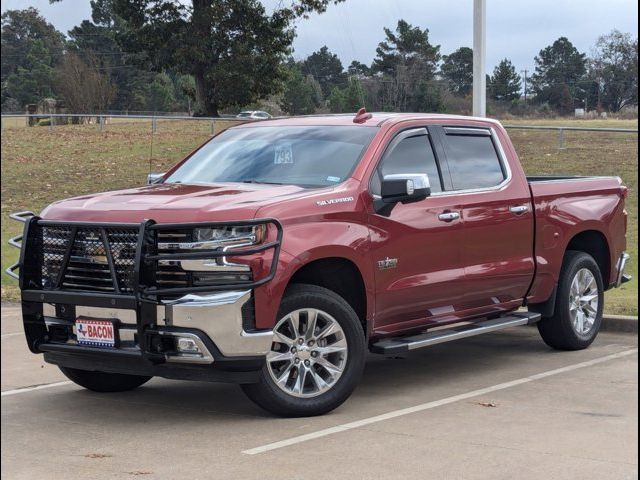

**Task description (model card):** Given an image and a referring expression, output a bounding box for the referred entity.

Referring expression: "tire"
[241,284,366,417]
[59,366,151,392]
[537,250,604,350]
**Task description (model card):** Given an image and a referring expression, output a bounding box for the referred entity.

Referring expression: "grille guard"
[8,213,282,360]
[8,214,283,300]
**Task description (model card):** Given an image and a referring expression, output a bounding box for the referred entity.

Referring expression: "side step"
[370,311,541,355]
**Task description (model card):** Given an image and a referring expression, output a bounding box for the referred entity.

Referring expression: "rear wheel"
[537,251,604,350]
[241,284,366,417]
[59,367,151,392]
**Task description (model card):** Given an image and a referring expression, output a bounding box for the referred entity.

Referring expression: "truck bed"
[526,174,627,303]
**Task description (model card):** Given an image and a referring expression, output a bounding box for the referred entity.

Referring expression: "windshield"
[165,125,378,187]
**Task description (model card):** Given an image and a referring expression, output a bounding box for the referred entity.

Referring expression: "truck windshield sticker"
[274,143,294,164]
[327,176,341,183]
[316,196,354,206]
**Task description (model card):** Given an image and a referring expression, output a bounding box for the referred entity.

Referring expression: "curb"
[601,314,638,334]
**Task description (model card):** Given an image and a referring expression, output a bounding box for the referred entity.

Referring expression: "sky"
[2,0,638,73]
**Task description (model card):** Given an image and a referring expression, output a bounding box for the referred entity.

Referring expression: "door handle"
[509,205,529,214]
[438,211,460,222]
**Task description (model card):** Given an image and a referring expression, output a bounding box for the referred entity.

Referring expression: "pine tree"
[488,59,522,101]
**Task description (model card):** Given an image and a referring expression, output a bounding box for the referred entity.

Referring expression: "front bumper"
[22,290,272,383]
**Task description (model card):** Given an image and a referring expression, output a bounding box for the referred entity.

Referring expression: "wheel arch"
[565,229,611,287]
[530,228,611,318]
[286,256,370,336]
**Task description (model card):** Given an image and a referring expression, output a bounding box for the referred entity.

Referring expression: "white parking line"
[1,332,23,339]
[242,348,638,455]
[1,381,73,397]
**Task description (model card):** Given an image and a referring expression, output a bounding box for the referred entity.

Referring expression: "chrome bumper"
[164,290,273,357]
[42,290,273,360]
[615,252,632,287]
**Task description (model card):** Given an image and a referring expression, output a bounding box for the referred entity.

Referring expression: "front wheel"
[537,250,604,350]
[241,284,366,417]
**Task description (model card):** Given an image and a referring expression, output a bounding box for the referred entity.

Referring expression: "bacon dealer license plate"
[75,317,117,348]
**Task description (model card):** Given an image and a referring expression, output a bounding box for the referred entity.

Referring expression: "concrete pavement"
[1,304,637,480]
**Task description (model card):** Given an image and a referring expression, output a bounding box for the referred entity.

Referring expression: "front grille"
[41,226,138,293]
[16,217,282,299]
[156,229,191,289]
[156,229,253,291]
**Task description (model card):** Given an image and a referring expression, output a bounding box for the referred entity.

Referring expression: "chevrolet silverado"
[7,110,631,417]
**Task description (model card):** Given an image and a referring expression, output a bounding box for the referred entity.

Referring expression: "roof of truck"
[233,111,503,128]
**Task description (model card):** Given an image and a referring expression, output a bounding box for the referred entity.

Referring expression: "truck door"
[434,126,535,312]
[367,127,469,334]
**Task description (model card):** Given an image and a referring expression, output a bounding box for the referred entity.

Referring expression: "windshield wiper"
[242,180,284,185]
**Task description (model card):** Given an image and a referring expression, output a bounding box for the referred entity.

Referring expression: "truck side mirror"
[147,173,165,185]
[381,173,431,204]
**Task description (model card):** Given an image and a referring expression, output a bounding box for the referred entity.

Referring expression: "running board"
[370,312,542,355]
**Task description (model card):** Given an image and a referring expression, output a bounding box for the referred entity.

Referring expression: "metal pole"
[152,116,157,134]
[99,115,104,132]
[558,128,565,149]
[211,119,215,135]
[521,69,528,105]
[473,0,487,117]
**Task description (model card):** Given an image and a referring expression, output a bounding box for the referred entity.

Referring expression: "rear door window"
[442,129,506,190]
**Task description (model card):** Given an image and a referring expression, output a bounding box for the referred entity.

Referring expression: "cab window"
[371,130,443,195]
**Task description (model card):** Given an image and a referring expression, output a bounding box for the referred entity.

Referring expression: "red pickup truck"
[8,111,630,417]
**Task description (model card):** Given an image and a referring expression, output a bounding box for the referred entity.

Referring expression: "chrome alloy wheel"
[266,308,348,398]
[569,268,600,336]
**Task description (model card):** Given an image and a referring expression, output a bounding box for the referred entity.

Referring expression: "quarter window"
[443,132,505,190]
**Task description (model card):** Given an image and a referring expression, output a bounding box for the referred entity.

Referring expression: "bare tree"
[54,51,116,118]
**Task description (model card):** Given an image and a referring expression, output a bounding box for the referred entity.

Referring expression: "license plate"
[75,317,117,348]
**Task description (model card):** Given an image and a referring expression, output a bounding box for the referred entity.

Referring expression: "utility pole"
[521,69,528,104]
[472,0,486,117]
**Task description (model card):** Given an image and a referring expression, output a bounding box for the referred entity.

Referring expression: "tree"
[328,78,365,112]
[371,20,441,112]
[441,47,473,96]
[372,19,440,79]
[280,63,321,115]
[54,51,116,114]
[78,0,345,116]
[302,46,346,98]
[488,58,521,101]
[530,37,587,112]
[1,8,66,109]
[175,74,197,114]
[347,60,370,77]
[67,19,136,111]
[589,30,638,112]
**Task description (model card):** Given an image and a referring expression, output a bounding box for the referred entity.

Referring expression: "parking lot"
[1,303,637,479]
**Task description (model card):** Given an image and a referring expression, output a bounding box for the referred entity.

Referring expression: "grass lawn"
[1,118,637,315]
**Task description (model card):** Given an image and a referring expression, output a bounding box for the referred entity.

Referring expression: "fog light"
[176,337,201,354]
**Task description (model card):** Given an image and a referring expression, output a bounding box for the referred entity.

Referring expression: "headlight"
[192,224,265,246]
[171,224,267,275]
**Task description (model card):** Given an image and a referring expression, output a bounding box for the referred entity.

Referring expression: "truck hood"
[40,182,311,223]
